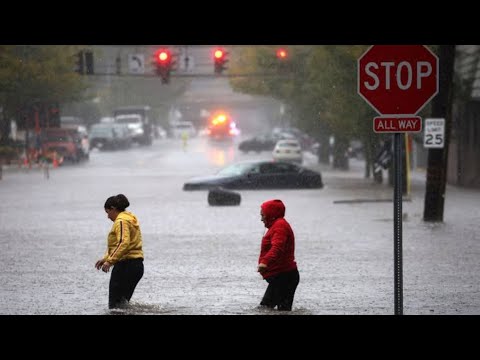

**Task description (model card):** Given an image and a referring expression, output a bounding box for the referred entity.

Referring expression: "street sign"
[358,45,439,116]
[424,118,445,148]
[128,54,145,74]
[374,116,422,133]
[357,45,441,316]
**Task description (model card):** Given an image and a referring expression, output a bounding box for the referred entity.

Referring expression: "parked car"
[272,139,303,164]
[183,160,323,190]
[238,135,277,153]
[37,128,87,163]
[100,116,115,124]
[89,123,131,150]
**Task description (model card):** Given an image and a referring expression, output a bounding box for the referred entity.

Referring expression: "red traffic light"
[153,48,175,84]
[214,49,224,60]
[155,49,171,64]
[276,48,288,59]
[213,48,228,74]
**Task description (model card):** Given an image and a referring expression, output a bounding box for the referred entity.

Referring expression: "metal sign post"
[358,45,439,315]
[393,133,403,315]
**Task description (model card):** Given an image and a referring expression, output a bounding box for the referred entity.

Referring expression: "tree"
[0,45,88,140]
[423,45,456,222]
[229,45,379,172]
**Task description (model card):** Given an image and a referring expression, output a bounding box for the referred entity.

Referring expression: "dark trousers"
[260,268,300,311]
[109,258,144,309]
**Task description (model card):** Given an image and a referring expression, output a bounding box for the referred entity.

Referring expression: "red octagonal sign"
[358,45,438,115]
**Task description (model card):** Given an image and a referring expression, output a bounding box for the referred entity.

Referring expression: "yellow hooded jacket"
[103,211,144,264]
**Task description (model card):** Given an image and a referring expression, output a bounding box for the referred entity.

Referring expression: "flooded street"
[1,136,479,315]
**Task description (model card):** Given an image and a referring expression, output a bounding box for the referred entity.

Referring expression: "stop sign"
[358,45,438,115]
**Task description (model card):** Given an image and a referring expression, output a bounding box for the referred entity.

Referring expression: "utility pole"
[423,45,456,222]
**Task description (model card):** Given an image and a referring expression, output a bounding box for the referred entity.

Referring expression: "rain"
[0,45,479,315]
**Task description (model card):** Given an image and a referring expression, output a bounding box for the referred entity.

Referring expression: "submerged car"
[183,160,323,190]
[238,135,277,153]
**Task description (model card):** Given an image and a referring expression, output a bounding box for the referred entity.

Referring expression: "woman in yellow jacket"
[95,194,144,309]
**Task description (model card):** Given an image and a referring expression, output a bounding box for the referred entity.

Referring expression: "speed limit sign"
[424,118,445,148]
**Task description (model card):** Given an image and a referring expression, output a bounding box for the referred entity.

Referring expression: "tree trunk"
[423,45,456,222]
[332,138,349,170]
[1,111,11,142]
[317,133,330,164]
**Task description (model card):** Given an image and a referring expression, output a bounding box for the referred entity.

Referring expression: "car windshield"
[174,123,193,129]
[216,163,254,176]
[278,141,300,148]
[43,133,73,142]
[90,128,113,137]
[115,116,141,124]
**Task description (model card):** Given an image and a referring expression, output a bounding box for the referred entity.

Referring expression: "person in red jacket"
[257,199,300,311]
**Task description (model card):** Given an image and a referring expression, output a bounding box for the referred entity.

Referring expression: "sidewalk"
[0,160,53,179]
[307,157,428,199]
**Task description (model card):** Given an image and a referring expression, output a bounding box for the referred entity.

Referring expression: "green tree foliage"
[229,45,380,171]
[0,45,88,138]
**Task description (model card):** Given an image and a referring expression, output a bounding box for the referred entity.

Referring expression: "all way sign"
[373,116,422,133]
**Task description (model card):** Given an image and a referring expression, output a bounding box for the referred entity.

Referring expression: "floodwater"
[1,137,479,315]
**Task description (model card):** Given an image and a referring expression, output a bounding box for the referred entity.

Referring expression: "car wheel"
[208,188,241,206]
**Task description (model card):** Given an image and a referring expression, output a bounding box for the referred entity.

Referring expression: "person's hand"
[95,259,105,270]
[101,261,112,273]
[257,263,267,273]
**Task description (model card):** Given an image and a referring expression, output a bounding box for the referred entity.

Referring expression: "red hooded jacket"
[258,199,297,279]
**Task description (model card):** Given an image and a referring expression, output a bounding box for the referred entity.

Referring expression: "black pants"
[260,268,300,311]
[109,258,144,309]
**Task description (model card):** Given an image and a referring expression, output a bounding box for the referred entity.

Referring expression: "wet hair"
[104,194,130,211]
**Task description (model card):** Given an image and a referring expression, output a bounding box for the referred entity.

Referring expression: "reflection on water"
[106,302,313,315]
[107,303,180,315]
[206,141,236,167]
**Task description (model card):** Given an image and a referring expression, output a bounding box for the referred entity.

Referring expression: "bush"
[0,143,21,162]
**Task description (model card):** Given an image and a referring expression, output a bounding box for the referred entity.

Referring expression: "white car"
[272,139,303,164]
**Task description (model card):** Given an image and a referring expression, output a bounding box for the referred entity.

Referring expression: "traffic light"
[84,51,94,75]
[74,50,94,75]
[154,49,174,84]
[275,47,291,74]
[115,56,121,75]
[75,51,84,75]
[213,48,228,74]
[276,48,288,59]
